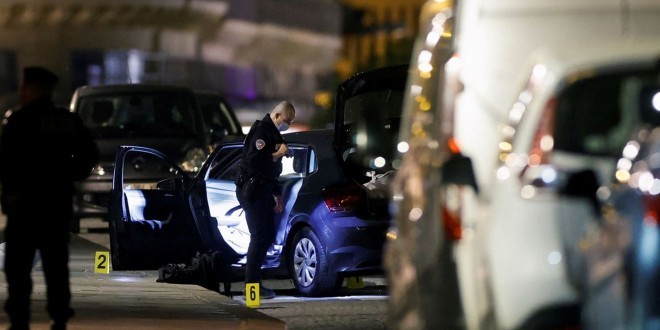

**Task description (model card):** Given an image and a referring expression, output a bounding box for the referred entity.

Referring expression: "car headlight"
[179,147,207,173]
[91,163,114,176]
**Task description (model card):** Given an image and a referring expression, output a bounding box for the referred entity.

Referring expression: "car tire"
[288,227,337,296]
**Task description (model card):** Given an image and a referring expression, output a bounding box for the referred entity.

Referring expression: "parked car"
[106,66,407,296]
[69,84,244,232]
[541,51,660,329]
[442,41,660,329]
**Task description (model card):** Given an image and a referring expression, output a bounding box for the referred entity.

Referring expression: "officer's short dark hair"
[23,66,59,91]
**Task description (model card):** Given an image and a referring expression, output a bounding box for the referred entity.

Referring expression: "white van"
[380,0,660,329]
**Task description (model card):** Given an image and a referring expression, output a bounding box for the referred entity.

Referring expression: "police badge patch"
[256,139,266,150]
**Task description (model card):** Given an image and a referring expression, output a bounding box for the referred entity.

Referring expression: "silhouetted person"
[0,67,99,330]
[236,101,295,299]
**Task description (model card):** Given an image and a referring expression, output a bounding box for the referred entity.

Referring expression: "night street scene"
[0,0,659,329]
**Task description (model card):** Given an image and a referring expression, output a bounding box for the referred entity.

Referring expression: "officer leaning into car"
[0,67,99,330]
[236,100,295,300]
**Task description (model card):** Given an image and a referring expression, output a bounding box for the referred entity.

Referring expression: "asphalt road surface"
[78,218,389,330]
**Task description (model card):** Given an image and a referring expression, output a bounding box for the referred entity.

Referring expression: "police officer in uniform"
[236,101,295,299]
[0,67,99,330]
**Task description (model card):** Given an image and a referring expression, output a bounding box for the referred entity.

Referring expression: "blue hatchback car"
[106,65,408,296]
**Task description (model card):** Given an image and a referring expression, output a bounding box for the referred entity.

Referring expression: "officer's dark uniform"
[0,67,99,328]
[236,113,284,284]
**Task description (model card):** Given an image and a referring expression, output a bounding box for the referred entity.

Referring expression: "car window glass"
[207,145,242,180]
[554,69,660,157]
[197,95,241,136]
[78,91,196,137]
[343,90,403,125]
[309,148,318,173]
[122,150,183,191]
[280,145,313,177]
[342,90,401,173]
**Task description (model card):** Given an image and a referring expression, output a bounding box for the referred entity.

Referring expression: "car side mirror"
[441,153,479,193]
[522,165,601,213]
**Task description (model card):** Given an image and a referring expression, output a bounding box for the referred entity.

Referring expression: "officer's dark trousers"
[3,196,74,328]
[242,188,277,284]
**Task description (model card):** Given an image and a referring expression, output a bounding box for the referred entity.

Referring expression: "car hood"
[96,137,202,163]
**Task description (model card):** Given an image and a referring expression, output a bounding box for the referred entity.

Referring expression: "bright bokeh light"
[509,102,526,122]
[521,185,536,199]
[623,141,640,159]
[356,132,367,146]
[649,180,660,195]
[616,169,631,183]
[397,141,410,153]
[496,166,510,180]
[541,167,557,183]
[532,64,548,80]
[540,135,554,151]
[498,141,512,152]
[426,30,442,48]
[547,251,562,265]
[653,91,660,111]
[501,125,515,138]
[409,207,423,221]
[596,186,611,200]
[617,158,633,171]
[373,157,386,168]
[518,90,533,104]
[639,171,655,192]
[410,84,422,96]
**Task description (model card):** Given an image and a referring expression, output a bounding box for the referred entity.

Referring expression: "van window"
[553,69,660,157]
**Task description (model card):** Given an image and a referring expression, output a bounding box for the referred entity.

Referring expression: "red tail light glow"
[440,184,463,241]
[323,183,364,212]
[643,195,660,226]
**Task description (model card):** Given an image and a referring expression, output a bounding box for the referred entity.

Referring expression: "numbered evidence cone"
[245,283,260,308]
[347,276,364,289]
[94,251,111,274]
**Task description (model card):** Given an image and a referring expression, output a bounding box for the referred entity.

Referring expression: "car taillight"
[528,97,557,167]
[440,184,463,241]
[643,195,660,226]
[323,183,364,212]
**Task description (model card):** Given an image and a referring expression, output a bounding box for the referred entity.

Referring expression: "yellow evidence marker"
[347,276,364,289]
[94,251,111,274]
[245,282,260,307]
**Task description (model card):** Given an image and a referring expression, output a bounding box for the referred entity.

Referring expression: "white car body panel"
[445,0,660,326]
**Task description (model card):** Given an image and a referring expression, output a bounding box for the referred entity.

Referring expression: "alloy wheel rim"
[293,237,317,287]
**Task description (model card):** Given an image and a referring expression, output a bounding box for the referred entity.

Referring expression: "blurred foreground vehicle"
[540,48,660,329]
[106,66,406,296]
[378,0,660,328]
[69,84,243,232]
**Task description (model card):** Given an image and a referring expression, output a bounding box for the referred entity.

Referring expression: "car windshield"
[554,68,660,157]
[77,91,197,138]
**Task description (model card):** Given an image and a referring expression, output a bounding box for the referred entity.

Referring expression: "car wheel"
[288,227,337,296]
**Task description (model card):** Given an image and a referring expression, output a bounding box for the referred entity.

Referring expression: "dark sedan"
[107,65,408,296]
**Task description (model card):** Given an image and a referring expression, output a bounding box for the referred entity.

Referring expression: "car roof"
[528,38,660,81]
[73,84,194,97]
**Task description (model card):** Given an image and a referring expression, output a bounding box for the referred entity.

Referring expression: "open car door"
[108,146,200,270]
[190,142,309,268]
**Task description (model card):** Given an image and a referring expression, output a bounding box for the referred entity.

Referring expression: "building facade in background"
[0,0,422,126]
